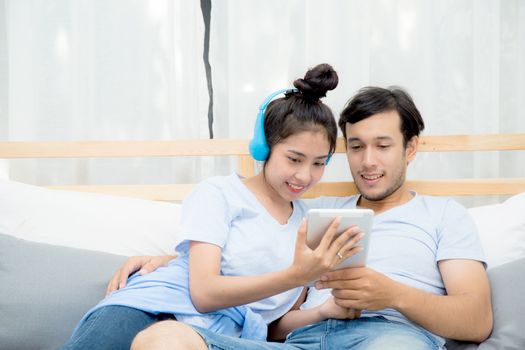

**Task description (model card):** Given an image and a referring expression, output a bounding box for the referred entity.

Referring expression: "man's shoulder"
[416,194,466,211]
[414,195,471,227]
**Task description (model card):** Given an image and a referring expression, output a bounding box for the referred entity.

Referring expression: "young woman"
[61,63,363,350]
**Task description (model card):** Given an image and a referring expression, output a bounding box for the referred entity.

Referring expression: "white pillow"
[0,179,182,256]
[468,192,525,268]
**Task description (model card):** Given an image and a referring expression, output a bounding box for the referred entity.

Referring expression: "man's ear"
[405,136,418,164]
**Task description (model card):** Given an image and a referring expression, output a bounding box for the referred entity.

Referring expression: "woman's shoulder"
[191,173,240,195]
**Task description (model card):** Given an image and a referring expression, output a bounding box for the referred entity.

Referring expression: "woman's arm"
[269,294,360,341]
[189,219,363,313]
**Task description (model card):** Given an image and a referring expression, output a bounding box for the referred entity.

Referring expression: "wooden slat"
[237,155,255,178]
[2,134,524,159]
[334,134,525,153]
[417,134,525,152]
[405,178,525,196]
[3,134,524,201]
[0,139,250,158]
[303,182,358,198]
[302,178,525,198]
[46,177,525,201]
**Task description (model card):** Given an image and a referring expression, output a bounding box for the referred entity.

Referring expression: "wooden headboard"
[1,134,525,201]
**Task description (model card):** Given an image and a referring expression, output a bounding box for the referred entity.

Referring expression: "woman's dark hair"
[264,63,339,158]
[338,86,425,147]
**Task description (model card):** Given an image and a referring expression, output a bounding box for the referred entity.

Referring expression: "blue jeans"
[195,317,445,350]
[61,305,175,350]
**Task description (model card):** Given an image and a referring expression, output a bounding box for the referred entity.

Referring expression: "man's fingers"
[105,274,120,296]
[105,257,144,295]
[118,269,131,289]
[315,267,365,289]
[139,255,174,274]
[332,294,360,309]
[139,261,157,275]
[325,266,362,280]
[105,255,175,297]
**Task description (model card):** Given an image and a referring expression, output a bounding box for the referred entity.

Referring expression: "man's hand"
[315,267,401,311]
[105,255,176,296]
[316,261,492,342]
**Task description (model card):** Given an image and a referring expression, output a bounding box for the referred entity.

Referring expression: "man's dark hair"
[338,86,425,146]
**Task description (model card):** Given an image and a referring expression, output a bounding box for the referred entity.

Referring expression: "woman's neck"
[243,174,293,225]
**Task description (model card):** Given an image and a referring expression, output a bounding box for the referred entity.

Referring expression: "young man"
[277,86,493,348]
[125,87,493,349]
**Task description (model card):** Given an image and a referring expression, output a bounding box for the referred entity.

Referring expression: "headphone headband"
[249,87,331,164]
[258,88,298,112]
[249,88,297,161]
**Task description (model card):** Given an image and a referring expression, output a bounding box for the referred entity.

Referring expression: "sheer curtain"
[1,0,524,206]
[1,0,212,185]
[210,0,525,206]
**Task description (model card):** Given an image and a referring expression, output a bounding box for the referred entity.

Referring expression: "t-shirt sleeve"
[177,180,231,250]
[436,199,486,266]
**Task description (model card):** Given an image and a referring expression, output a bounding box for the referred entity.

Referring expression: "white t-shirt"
[176,173,306,325]
[79,173,306,340]
[302,193,485,344]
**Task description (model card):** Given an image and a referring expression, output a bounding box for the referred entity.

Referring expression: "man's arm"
[106,255,176,295]
[316,259,492,342]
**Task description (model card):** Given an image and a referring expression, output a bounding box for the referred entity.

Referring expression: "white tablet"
[306,208,374,270]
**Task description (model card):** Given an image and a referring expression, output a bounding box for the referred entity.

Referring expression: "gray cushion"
[0,233,127,350]
[2,232,524,350]
[446,257,525,350]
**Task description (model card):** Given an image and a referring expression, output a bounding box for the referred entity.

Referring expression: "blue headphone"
[249,88,332,164]
[249,88,296,161]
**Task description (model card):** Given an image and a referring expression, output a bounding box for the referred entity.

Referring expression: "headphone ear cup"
[249,88,297,162]
[249,109,270,161]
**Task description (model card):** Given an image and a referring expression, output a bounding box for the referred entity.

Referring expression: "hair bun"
[293,63,338,101]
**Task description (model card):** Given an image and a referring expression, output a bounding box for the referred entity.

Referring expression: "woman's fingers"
[315,217,341,251]
[295,219,308,247]
[335,229,364,258]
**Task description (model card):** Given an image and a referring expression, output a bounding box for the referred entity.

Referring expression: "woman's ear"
[405,136,418,164]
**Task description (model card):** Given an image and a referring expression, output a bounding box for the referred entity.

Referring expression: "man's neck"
[357,186,414,214]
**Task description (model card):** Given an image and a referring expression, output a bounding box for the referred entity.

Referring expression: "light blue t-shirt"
[302,193,485,345]
[175,173,306,331]
[72,173,305,341]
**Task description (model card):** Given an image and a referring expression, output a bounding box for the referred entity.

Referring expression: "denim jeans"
[61,305,175,350]
[194,317,445,350]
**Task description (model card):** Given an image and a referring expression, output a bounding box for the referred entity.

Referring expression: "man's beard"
[356,171,406,202]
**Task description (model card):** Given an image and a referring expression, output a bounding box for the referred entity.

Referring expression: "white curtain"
[1,0,524,206]
[210,0,525,206]
[1,0,212,185]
